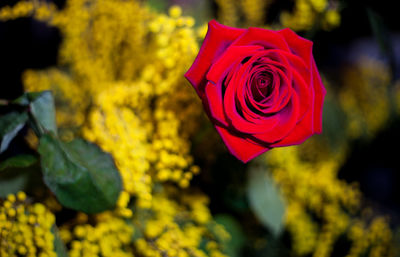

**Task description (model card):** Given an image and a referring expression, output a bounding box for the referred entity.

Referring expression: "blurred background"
[1,0,400,256]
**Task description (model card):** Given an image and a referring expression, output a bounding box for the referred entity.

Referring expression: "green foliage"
[38,133,122,213]
[0,164,43,197]
[0,90,122,214]
[214,214,246,257]
[14,91,58,136]
[0,154,37,171]
[147,0,167,11]
[52,226,69,257]
[0,167,31,197]
[247,166,286,237]
[0,112,28,153]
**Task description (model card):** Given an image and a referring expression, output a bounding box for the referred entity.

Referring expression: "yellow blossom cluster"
[347,217,394,257]
[0,1,34,20]
[280,0,341,31]
[214,0,272,27]
[0,0,56,22]
[58,189,228,257]
[266,146,355,255]
[23,69,85,137]
[339,58,391,139]
[214,0,340,31]
[133,189,228,257]
[22,0,151,131]
[59,213,134,257]
[0,192,56,257]
[261,57,396,256]
[20,0,203,207]
[215,0,272,27]
[83,83,153,208]
[240,0,271,27]
[214,0,238,27]
[82,81,200,208]
[265,144,394,256]
[1,0,231,255]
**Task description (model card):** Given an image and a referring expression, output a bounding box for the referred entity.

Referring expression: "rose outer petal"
[184,20,245,96]
[215,125,270,163]
[232,27,291,52]
[204,81,229,127]
[270,57,326,147]
[291,69,312,119]
[278,28,313,67]
[269,84,314,147]
[251,91,300,143]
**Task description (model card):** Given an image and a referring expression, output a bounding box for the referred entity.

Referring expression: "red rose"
[185,20,326,163]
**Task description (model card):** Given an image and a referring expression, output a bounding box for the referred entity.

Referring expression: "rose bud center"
[251,72,273,102]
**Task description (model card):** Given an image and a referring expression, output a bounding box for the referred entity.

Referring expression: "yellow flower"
[0,192,57,256]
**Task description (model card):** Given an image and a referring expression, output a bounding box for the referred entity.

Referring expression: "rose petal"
[270,60,325,146]
[278,28,313,66]
[215,125,270,163]
[259,64,292,113]
[248,51,295,113]
[241,65,285,114]
[269,84,314,147]
[206,45,264,84]
[224,66,280,134]
[291,69,312,119]
[264,49,310,84]
[251,91,300,143]
[234,51,292,114]
[184,20,245,96]
[204,81,229,127]
[232,27,291,52]
[269,108,314,147]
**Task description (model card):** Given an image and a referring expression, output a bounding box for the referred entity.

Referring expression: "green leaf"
[214,214,246,257]
[29,91,58,136]
[0,164,43,197]
[0,112,28,153]
[38,134,122,214]
[12,91,58,136]
[147,0,167,11]
[13,91,48,106]
[0,167,31,197]
[12,94,30,106]
[0,154,37,171]
[247,166,286,236]
[52,226,69,257]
